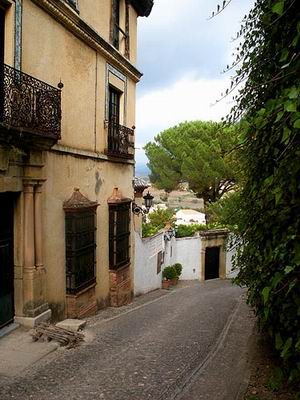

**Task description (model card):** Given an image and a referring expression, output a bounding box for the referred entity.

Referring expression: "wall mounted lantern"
[132,191,154,216]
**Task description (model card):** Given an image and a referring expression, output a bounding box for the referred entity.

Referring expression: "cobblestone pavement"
[0,280,250,400]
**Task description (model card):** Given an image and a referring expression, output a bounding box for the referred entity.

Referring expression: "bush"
[162,266,177,280]
[142,223,160,238]
[175,224,207,238]
[173,263,182,277]
[142,208,175,238]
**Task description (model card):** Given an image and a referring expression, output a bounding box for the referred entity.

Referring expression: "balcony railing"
[107,121,134,159]
[0,63,62,147]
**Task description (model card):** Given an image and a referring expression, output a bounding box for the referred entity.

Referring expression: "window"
[109,202,131,270]
[110,0,130,57]
[109,86,120,125]
[157,251,163,274]
[112,0,120,49]
[107,86,125,156]
[64,189,98,294]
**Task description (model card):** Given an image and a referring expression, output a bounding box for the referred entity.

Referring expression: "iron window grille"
[64,189,98,294]
[109,202,131,270]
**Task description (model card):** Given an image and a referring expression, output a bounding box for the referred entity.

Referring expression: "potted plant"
[162,277,170,290]
[173,263,183,283]
[162,265,178,286]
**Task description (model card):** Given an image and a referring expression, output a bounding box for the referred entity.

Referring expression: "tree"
[144,121,239,204]
[227,0,300,385]
[142,208,175,238]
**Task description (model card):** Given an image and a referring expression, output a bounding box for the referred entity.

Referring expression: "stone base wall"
[66,283,97,318]
[109,265,132,307]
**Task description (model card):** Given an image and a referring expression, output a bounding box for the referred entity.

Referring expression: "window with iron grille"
[64,189,98,294]
[109,202,130,270]
[109,86,120,125]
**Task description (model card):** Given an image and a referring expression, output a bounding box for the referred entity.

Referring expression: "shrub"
[173,263,182,277]
[142,223,160,238]
[175,224,207,238]
[162,266,177,280]
[142,208,175,238]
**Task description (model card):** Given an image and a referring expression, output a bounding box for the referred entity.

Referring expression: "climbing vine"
[228,0,300,386]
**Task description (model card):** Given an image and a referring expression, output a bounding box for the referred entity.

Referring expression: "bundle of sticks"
[31,322,84,348]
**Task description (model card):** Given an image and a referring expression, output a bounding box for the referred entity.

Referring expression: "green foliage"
[148,208,175,228]
[144,121,239,203]
[173,263,183,277]
[268,367,284,392]
[142,208,175,238]
[227,0,300,387]
[142,223,161,238]
[175,223,207,238]
[162,266,177,280]
[207,191,242,232]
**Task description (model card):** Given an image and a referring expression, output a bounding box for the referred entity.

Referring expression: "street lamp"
[132,191,154,216]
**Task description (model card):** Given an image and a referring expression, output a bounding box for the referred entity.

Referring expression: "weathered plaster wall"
[21,0,137,154]
[43,151,134,319]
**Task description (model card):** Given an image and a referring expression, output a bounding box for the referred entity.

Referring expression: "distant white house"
[175,209,206,225]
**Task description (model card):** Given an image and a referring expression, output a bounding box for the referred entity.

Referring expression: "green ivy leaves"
[272,1,285,15]
[230,0,300,388]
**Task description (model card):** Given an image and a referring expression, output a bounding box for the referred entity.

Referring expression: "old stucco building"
[0,0,153,328]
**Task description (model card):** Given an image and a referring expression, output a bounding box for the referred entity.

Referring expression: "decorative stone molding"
[63,187,98,212]
[107,187,132,204]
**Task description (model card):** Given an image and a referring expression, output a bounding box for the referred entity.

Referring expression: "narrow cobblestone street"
[0,281,254,400]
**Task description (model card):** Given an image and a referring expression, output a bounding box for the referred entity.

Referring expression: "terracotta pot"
[162,280,170,289]
[170,278,178,286]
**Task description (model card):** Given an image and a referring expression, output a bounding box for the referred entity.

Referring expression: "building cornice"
[31,0,143,82]
[130,0,153,17]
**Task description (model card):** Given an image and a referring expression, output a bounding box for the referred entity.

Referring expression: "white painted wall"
[165,236,200,280]
[134,232,238,296]
[134,231,164,296]
[226,236,239,278]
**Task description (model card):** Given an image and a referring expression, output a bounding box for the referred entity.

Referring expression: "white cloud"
[135,72,234,163]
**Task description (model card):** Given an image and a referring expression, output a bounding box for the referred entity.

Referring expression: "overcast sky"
[135,0,255,164]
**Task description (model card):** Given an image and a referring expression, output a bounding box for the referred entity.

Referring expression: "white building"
[175,209,206,225]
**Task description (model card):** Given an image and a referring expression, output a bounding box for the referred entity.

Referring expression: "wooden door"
[0,193,14,328]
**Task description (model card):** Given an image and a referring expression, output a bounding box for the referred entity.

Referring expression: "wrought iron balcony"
[106,121,134,159]
[0,63,62,149]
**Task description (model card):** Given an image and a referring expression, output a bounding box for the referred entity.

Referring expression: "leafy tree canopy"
[144,121,239,204]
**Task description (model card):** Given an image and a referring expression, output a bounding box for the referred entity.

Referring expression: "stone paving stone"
[0,280,249,400]
[0,327,58,377]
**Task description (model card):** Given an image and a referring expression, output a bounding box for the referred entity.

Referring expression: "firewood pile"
[31,322,84,348]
